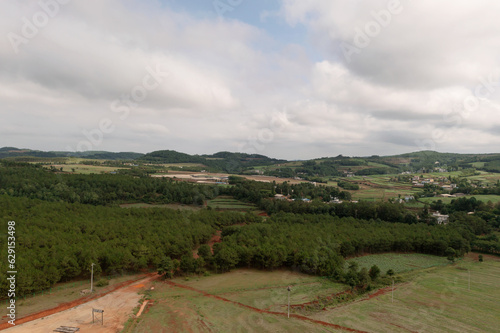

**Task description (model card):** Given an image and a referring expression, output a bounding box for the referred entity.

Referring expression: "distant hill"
[379,151,500,172]
[0,147,61,159]
[139,150,287,173]
[139,150,204,164]
[2,147,500,174]
[0,147,143,160]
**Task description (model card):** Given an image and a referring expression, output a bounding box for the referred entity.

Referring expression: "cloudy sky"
[1,0,500,159]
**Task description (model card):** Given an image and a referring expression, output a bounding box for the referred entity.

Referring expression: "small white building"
[432,211,449,225]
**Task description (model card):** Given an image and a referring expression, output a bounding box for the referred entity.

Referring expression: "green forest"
[1,158,499,298]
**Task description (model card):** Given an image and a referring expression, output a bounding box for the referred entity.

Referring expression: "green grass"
[347,253,450,274]
[132,254,500,332]
[42,163,126,174]
[207,196,256,210]
[133,270,335,332]
[419,195,500,205]
[312,254,500,333]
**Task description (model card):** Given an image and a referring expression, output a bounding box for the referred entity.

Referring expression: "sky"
[1,0,500,160]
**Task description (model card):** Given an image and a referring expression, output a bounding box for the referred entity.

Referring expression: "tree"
[214,246,239,272]
[157,256,174,279]
[195,257,206,274]
[369,265,381,281]
[445,247,456,262]
[386,269,395,277]
[404,213,418,225]
[180,255,197,274]
[478,254,483,262]
[344,262,360,290]
[358,267,370,287]
[197,244,212,259]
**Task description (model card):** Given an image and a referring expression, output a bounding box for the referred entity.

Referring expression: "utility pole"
[91,263,95,293]
[287,286,291,318]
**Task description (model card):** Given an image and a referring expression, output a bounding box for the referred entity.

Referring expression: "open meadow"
[419,195,500,205]
[128,253,500,333]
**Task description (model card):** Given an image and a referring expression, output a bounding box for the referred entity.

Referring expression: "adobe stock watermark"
[213,0,244,17]
[340,0,405,64]
[66,64,169,152]
[7,0,71,54]
[415,68,500,152]
[238,110,290,155]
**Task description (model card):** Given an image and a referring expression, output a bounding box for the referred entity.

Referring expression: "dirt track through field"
[165,280,369,333]
[1,275,157,333]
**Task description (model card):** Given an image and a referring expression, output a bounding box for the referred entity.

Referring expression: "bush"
[95,278,109,287]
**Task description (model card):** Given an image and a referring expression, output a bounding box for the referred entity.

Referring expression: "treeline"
[0,161,218,205]
[472,234,500,255]
[429,197,494,214]
[337,180,360,190]
[259,200,421,224]
[224,177,352,203]
[0,196,259,296]
[207,213,471,277]
[355,167,397,175]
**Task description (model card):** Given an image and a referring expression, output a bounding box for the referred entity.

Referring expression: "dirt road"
[3,276,156,333]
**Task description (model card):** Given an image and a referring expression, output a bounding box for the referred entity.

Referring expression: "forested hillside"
[139,150,286,173]
[0,196,259,295]
[214,213,470,277]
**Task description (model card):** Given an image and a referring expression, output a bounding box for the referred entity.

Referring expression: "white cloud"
[1,0,499,158]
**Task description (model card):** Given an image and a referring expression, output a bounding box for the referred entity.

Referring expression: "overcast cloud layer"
[1,0,499,159]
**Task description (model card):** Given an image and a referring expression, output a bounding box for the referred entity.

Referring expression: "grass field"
[347,253,450,274]
[131,253,500,332]
[312,254,500,332]
[419,195,500,205]
[43,163,126,174]
[207,196,257,210]
[130,270,338,332]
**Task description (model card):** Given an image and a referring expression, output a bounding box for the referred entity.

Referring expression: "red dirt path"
[192,231,222,259]
[164,280,369,333]
[0,273,156,331]
[360,286,393,302]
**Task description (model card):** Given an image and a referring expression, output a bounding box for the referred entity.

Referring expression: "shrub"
[95,278,109,287]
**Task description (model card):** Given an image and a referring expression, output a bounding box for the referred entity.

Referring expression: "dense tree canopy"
[0,195,258,295]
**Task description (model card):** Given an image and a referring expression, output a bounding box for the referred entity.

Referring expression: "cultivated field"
[130,254,500,333]
[207,196,257,210]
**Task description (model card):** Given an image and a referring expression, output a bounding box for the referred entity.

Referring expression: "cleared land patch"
[311,254,500,333]
[132,254,500,332]
[207,196,256,210]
